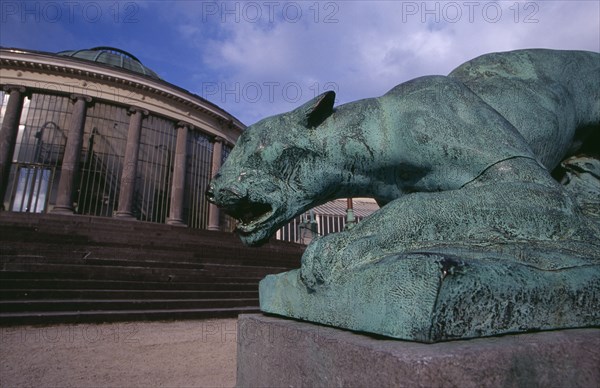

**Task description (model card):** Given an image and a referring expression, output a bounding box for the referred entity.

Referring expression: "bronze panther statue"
[208,49,599,341]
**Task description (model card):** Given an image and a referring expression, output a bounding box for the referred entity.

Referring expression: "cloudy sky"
[1,1,599,125]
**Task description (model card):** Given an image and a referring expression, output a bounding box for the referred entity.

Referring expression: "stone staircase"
[0,212,304,325]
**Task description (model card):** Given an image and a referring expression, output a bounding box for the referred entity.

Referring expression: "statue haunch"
[208,49,599,291]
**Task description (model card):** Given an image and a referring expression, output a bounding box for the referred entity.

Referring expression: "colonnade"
[0,86,228,230]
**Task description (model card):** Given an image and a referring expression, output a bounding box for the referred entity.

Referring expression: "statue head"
[207,91,336,246]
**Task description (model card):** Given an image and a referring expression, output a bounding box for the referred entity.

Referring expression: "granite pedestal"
[236,314,600,388]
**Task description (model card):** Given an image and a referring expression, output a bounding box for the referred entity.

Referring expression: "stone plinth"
[236,314,600,388]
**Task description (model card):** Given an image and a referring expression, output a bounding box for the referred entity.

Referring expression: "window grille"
[76,102,129,217]
[5,94,70,213]
[185,130,213,229]
[134,115,176,223]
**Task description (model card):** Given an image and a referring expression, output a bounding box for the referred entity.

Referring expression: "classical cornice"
[0,48,245,132]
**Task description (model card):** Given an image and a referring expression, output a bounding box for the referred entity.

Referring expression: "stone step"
[0,264,264,283]
[0,298,259,313]
[0,255,204,269]
[1,246,195,262]
[0,256,290,276]
[0,212,304,257]
[1,261,284,281]
[0,278,258,291]
[0,246,301,269]
[0,212,302,325]
[0,226,89,244]
[0,289,258,300]
[0,306,261,325]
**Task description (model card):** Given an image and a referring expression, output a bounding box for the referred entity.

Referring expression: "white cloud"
[2,0,597,125]
[166,1,599,125]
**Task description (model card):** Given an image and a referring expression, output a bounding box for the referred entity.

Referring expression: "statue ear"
[298,91,336,128]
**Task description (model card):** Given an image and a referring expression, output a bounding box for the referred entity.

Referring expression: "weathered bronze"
[208,49,599,342]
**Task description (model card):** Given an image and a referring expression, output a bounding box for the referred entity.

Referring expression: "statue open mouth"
[223,200,274,233]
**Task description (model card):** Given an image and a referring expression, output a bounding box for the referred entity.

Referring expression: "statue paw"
[299,234,337,290]
[300,231,382,290]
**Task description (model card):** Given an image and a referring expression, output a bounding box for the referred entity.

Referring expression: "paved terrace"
[1,318,238,387]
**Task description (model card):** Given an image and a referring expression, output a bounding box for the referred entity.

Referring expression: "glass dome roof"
[57,46,161,79]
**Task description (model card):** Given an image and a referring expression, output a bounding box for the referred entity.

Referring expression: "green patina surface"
[208,49,600,341]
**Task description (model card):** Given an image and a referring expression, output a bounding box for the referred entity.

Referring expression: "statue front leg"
[300,177,593,290]
[299,190,452,289]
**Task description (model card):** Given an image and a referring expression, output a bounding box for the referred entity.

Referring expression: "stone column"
[115,107,148,219]
[207,137,224,231]
[0,86,26,210]
[52,94,92,214]
[167,121,191,226]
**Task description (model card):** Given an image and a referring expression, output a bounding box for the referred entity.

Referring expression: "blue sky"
[1,1,599,125]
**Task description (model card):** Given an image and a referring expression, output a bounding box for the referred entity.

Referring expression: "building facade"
[1,46,379,241]
[0,47,242,231]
